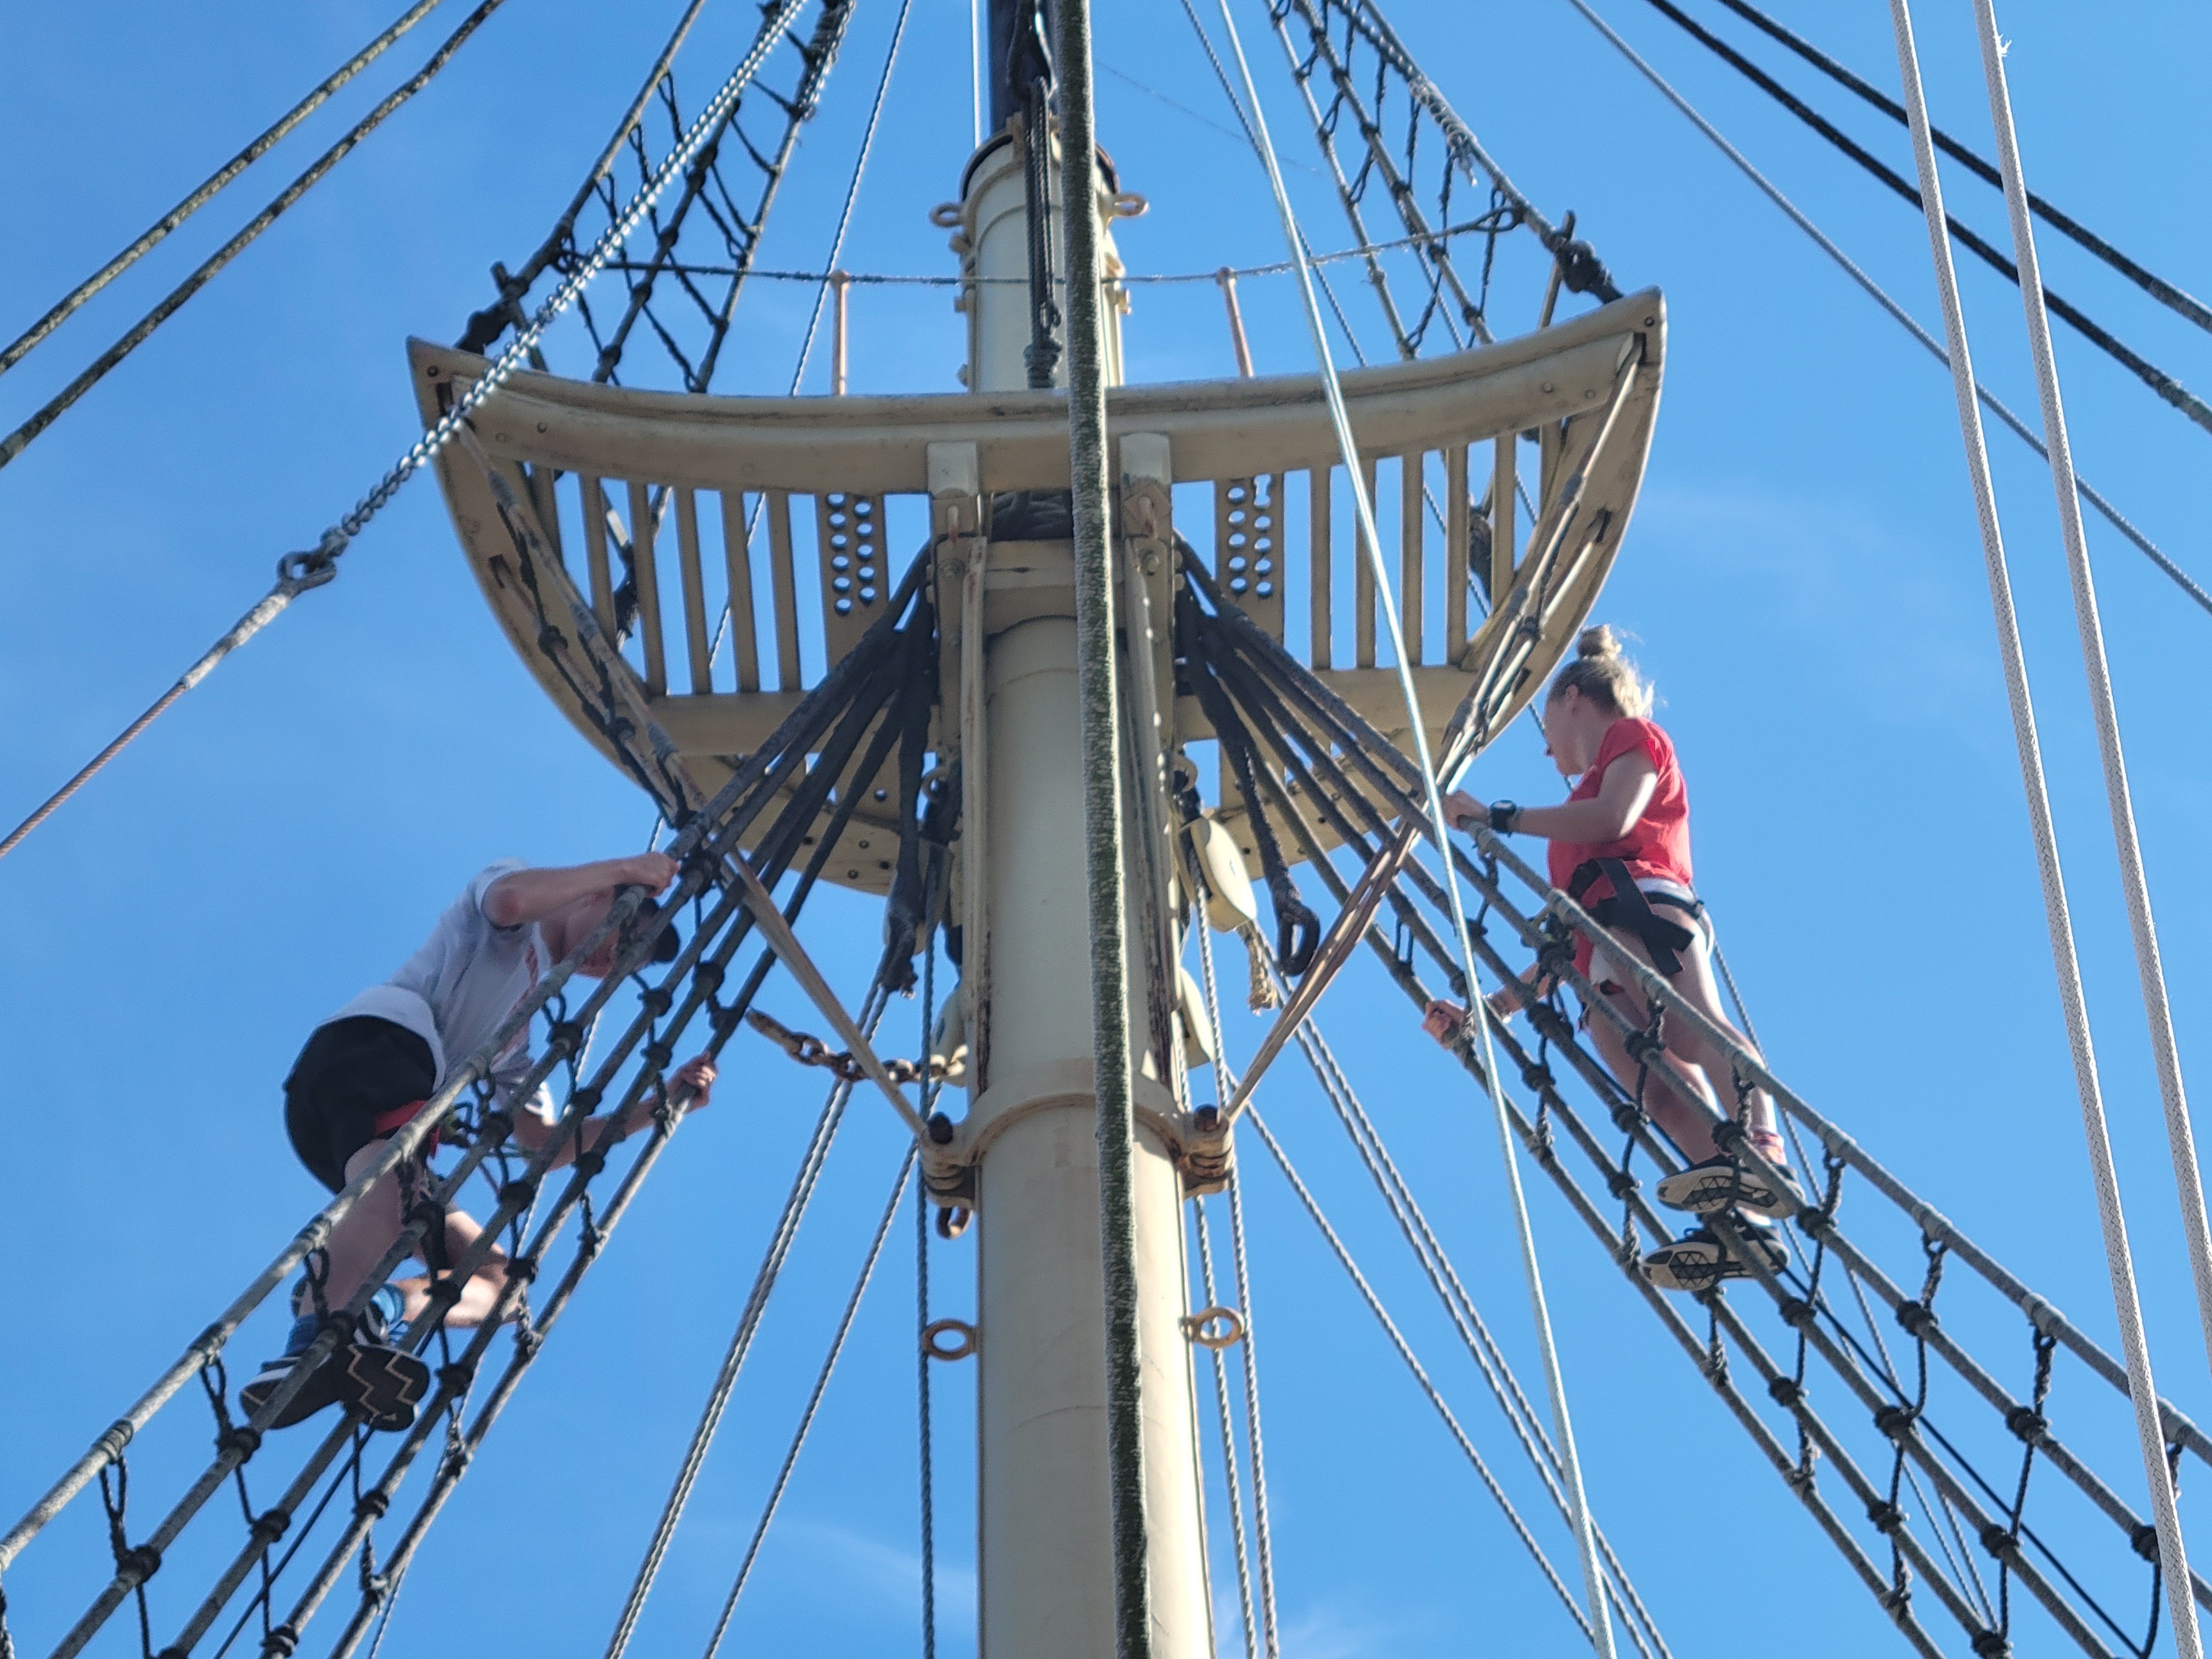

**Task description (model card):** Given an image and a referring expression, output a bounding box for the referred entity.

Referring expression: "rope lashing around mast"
[0,0,515,473]
[1662,0,2212,339]
[1051,0,1156,1650]
[0,0,455,379]
[697,1151,918,1659]
[0,0,812,871]
[1558,0,2212,622]
[1888,5,2200,1654]
[1964,0,2212,1397]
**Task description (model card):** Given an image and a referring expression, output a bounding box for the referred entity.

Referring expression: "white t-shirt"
[324,860,560,1126]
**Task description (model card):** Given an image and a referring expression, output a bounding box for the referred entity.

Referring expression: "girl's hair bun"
[1549,623,1651,717]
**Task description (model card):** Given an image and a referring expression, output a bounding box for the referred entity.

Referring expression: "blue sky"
[4,0,2210,1655]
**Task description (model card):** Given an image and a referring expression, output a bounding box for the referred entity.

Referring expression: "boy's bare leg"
[317,1137,408,1313]
[391,1207,511,1329]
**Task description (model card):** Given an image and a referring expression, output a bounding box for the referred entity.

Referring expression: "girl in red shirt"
[1420,627,1797,1291]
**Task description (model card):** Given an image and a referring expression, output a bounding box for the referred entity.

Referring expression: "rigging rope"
[1556,0,2212,621]
[1885,6,2200,1652]
[1624,0,2212,443]
[1189,882,1282,1658]
[0,0,811,870]
[1694,0,2212,338]
[601,990,891,1659]
[1964,0,2212,1398]
[1172,14,1618,1617]
[699,1151,918,1659]
[0,0,455,379]
[0,0,514,473]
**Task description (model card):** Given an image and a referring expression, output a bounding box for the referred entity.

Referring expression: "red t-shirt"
[1545,718,1694,906]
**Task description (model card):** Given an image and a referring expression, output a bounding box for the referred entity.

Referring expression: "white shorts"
[1586,877,1714,995]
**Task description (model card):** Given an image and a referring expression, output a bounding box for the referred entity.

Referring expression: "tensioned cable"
[0,0,514,472]
[1242,1107,1600,1637]
[1189,873,1280,1657]
[700,1150,918,1659]
[1207,2,1616,1648]
[1555,0,2212,620]
[1886,5,2200,1655]
[1700,0,2212,338]
[1967,0,2212,1533]
[0,0,454,378]
[1624,0,2212,443]
[602,985,889,1659]
[0,0,811,871]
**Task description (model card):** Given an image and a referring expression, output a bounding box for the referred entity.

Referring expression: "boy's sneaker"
[239,1289,430,1432]
[1640,1215,1791,1293]
[239,1314,348,1428]
[1655,1153,1805,1219]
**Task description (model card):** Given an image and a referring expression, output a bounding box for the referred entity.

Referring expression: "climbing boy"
[241,853,719,1430]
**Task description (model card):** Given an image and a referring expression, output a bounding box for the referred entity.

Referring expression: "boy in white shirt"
[242,853,718,1430]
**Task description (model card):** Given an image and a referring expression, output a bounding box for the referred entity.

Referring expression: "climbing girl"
[1418,625,1798,1291]
[241,853,719,1430]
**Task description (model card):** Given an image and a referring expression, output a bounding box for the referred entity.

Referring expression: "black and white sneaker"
[1655,1153,1805,1219]
[239,1307,431,1432]
[1640,1215,1791,1293]
[239,1316,349,1429]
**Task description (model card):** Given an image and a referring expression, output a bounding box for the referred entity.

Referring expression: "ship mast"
[950,2,1212,1652]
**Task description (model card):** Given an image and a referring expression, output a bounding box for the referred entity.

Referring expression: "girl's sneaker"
[1654,1152,1804,1219]
[1640,1215,1790,1293]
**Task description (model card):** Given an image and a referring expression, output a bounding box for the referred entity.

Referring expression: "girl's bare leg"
[320,1137,406,1312]
[1582,986,1728,1164]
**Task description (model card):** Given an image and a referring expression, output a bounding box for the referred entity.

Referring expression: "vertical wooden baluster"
[720,490,761,694]
[1491,431,1517,608]
[1355,456,1378,669]
[526,465,564,561]
[1309,466,1331,669]
[1445,443,1469,666]
[675,488,712,694]
[627,479,667,696]
[768,489,802,691]
[580,475,613,636]
[1399,452,1424,665]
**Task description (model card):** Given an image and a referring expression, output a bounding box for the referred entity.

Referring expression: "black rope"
[1631,0,2212,441]
[1695,0,2212,338]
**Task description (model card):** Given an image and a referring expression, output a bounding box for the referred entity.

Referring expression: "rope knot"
[1767,1375,1802,1408]
[1970,1630,2011,1658]
[117,1543,162,1583]
[1605,1168,1638,1200]
[251,1508,291,1545]
[1873,1403,1917,1439]
[275,528,348,593]
[2132,1522,2161,1562]
[1895,1300,1939,1338]
[1865,1499,1904,1534]
[2003,1404,2046,1443]
[1777,1297,1815,1330]
[261,1623,301,1657]
[352,1490,391,1522]
[1978,1522,2018,1561]
[217,1424,262,1463]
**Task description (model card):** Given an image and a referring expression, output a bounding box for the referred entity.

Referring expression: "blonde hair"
[1547,624,1652,718]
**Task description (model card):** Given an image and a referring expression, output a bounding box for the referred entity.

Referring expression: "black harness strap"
[1568,856,1699,978]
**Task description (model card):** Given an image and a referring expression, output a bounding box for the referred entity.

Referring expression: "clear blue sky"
[3,0,2209,1655]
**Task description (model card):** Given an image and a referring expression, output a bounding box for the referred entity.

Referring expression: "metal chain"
[745,1006,950,1086]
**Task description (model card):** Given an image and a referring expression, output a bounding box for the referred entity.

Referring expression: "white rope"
[1555,0,2211,620]
[1884,8,2201,1656]
[1967,0,2212,1384]
[600,986,889,1659]
[1192,902,1282,1658]
[1192,1199,1260,1659]
[1207,3,1614,1648]
[700,1149,917,1659]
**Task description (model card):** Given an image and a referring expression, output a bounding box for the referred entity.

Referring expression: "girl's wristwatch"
[1487,800,1522,834]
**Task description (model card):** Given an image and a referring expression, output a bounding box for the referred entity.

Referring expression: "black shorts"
[284,1017,437,1192]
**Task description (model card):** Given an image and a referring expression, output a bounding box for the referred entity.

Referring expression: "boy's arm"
[482,853,678,928]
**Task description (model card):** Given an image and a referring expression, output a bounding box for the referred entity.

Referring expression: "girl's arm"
[1444,750,1659,845]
